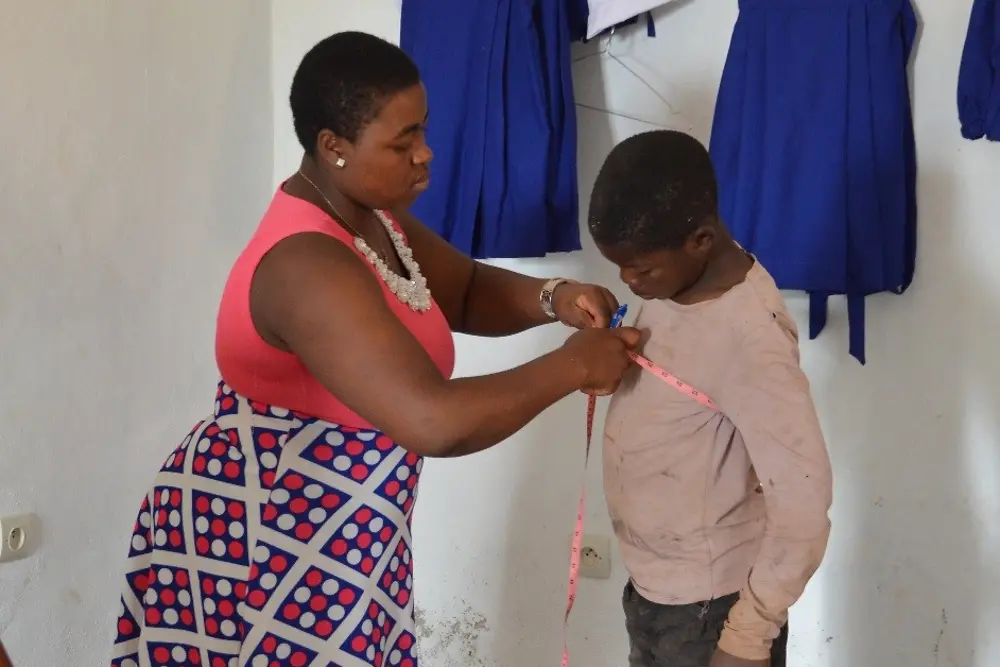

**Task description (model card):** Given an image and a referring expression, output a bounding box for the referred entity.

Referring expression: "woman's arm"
[393,209,618,335]
[252,233,638,457]
[0,640,13,667]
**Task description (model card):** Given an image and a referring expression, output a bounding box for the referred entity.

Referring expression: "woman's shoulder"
[255,186,350,243]
[225,189,372,312]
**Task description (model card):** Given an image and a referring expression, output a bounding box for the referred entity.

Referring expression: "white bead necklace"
[298,171,432,312]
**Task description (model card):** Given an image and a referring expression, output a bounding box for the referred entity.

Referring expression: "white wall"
[274,2,1000,667]
[1,1,997,667]
[0,3,272,665]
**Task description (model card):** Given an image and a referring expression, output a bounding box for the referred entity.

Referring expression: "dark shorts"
[623,581,789,667]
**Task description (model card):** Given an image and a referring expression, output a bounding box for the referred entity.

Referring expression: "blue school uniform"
[400,0,581,259]
[709,0,918,364]
[958,0,1000,141]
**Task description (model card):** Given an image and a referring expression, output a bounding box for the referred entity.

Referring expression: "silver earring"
[334,157,346,168]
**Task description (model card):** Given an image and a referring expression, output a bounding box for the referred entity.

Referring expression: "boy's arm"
[713,329,833,663]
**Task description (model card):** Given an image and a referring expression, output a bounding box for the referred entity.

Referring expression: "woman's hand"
[552,282,620,329]
[561,326,641,395]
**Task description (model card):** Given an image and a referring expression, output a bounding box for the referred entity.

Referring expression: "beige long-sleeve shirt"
[604,262,832,661]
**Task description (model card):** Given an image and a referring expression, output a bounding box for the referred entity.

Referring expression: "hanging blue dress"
[958,0,1000,141]
[567,0,590,43]
[709,0,918,364]
[400,0,581,259]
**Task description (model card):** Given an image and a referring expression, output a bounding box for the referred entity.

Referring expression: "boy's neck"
[672,236,754,306]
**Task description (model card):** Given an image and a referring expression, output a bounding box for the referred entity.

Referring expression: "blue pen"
[609,304,628,329]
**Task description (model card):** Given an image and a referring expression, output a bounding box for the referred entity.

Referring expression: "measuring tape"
[560,305,719,667]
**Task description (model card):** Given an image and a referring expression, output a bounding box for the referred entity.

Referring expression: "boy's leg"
[623,581,729,667]
[769,622,789,667]
[622,581,790,667]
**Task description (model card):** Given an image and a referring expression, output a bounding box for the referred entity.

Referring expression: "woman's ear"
[315,129,350,169]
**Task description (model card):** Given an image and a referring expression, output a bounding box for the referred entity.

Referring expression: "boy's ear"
[685,222,716,257]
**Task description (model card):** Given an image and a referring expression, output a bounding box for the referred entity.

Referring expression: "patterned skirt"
[109,382,422,667]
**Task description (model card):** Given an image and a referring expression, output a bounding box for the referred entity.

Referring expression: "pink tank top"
[215,186,456,428]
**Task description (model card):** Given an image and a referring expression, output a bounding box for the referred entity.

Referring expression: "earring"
[334,157,346,168]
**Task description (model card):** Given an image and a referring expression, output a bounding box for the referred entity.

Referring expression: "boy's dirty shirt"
[604,262,833,660]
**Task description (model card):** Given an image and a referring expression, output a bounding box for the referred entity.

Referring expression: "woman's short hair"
[290,31,421,153]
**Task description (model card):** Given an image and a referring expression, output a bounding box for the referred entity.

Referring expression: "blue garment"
[567,0,589,41]
[400,0,581,259]
[709,0,918,364]
[958,0,1000,141]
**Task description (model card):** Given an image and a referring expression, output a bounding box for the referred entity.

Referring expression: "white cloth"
[586,0,677,40]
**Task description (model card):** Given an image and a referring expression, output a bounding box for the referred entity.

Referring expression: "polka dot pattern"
[243,633,316,667]
[110,381,424,667]
[214,383,240,417]
[191,423,246,488]
[146,642,203,667]
[377,536,414,608]
[243,541,300,612]
[127,495,154,559]
[300,425,396,484]
[385,630,418,667]
[125,567,153,606]
[113,598,141,644]
[198,573,248,640]
[339,599,397,666]
[159,424,198,475]
[261,472,348,545]
[150,485,188,555]
[141,566,198,633]
[207,650,240,667]
[191,490,249,565]
[110,653,140,667]
[249,400,293,420]
[374,452,422,517]
[273,566,363,640]
[322,504,397,578]
[250,425,289,489]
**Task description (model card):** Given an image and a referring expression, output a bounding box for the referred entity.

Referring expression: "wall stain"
[414,601,491,667]
[61,588,82,605]
[932,608,947,666]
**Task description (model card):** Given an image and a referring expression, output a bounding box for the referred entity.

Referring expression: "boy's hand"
[708,648,768,667]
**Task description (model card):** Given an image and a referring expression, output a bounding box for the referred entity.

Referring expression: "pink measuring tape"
[560,306,718,667]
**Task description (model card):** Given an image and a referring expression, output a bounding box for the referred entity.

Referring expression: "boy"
[589,130,833,667]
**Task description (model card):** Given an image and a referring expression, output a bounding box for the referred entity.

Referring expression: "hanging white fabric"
[586,0,677,40]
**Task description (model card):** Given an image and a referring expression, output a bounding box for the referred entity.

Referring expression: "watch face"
[541,290,554,315]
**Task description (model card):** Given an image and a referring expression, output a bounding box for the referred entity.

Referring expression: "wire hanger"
[572,26,688,130]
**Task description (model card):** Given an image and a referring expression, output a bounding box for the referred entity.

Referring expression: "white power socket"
[0,513,40,564]
[579,534,612,580]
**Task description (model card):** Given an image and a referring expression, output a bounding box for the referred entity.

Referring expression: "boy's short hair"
[588,130,718,251]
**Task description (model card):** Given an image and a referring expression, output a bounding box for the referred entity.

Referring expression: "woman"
[109,31,638,667]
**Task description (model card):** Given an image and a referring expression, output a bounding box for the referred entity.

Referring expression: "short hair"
[588,130,718,250]
[289,32,421,153]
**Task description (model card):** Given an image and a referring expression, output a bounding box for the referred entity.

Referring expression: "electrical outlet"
[0,513,40,564]
[579,534,611,579]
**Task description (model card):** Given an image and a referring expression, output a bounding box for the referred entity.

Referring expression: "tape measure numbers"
[560,304,719,667]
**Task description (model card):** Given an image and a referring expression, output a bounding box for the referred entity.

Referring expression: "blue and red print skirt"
[109,382,422,667]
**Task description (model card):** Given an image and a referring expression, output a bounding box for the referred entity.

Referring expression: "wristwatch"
[540,278,577,319]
